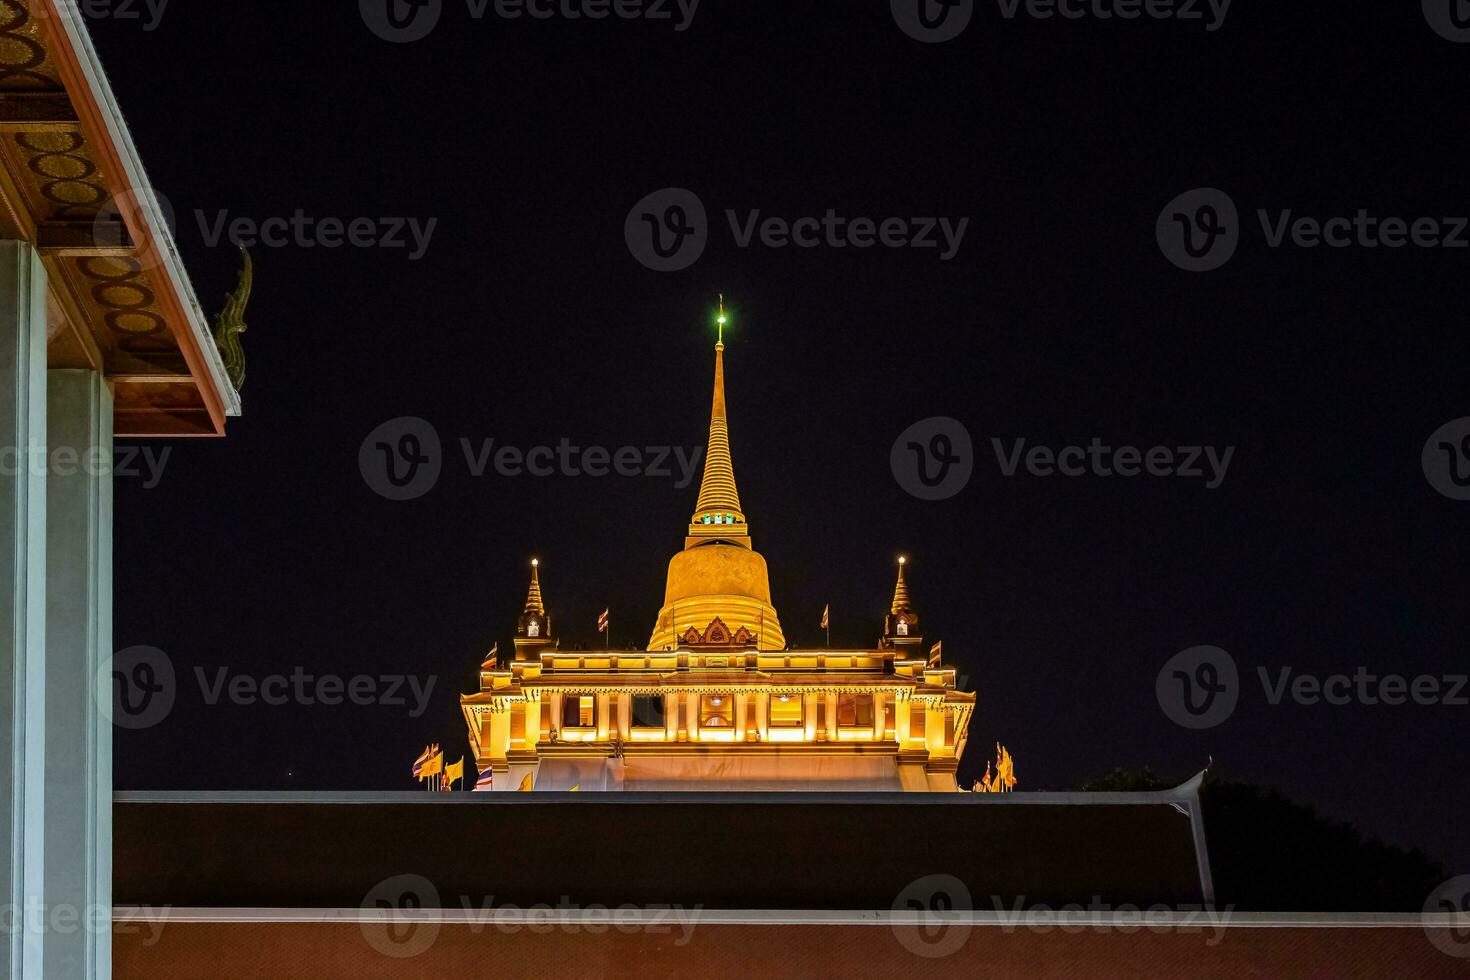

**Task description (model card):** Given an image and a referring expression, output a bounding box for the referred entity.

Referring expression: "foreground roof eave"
[42,0,241,421]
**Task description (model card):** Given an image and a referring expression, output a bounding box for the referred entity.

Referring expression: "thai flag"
[597,608,609,632]
[474,767,495,791]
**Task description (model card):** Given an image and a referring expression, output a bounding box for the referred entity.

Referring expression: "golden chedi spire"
[524,558,545,615]
[514,558,553,660]
[882,555,922,651]
[690,294,747,535]
[891,555,912,615]
[649,300,785,651]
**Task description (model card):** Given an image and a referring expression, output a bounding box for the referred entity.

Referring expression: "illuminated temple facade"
[461,330,976,791]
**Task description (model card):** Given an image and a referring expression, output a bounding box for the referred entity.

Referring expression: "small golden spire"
[524,558,544,615]
[690,303,745,529]
[891,556,912,615]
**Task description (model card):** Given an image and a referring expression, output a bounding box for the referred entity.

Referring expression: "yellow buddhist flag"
[444,757,464,789]
[517,773,534,791]
[421,746,444,778]
[569,784,580,792]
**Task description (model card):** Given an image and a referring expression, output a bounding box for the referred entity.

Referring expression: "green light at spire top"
[716,293,728,344]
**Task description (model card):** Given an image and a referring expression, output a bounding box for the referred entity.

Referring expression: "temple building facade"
[461,324,976,791]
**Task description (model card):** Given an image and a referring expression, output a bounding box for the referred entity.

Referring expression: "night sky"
[94,3,1467,873]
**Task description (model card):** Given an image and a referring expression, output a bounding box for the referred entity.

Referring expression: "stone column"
[871,692,885,742]
[686,692,700,741]
[734,693,748,739]
[617,692,632,738]
[824,693,838,740]
[595,693,611,740]
[524,700,541,746]
[895,695,911,745]
[802,693,818,742]
[754,692,768,741]
[664,693,678,740]
[549,692,564,740]
[0,241,47,980]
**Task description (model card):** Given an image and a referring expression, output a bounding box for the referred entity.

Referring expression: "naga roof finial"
[212,246,253,390]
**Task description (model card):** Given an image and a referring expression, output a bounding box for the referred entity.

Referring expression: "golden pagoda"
[460,306,976,791]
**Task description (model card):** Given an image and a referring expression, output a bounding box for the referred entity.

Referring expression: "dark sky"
[95,2,1467,874]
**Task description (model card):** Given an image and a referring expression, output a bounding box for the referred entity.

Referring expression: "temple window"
[631,694,665,728]
[837,693,874,727]
[701,693,733,728]
[768,693,803,728]
[564,695,595,728]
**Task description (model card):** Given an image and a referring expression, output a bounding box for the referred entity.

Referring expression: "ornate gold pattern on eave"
[0,2,212,432]
[0,2,66,94]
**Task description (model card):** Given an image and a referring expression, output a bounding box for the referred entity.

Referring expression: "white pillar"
[617,692,631,738]
[871,692,885,742]
[0,241,48,980]
[44,370,112,980]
